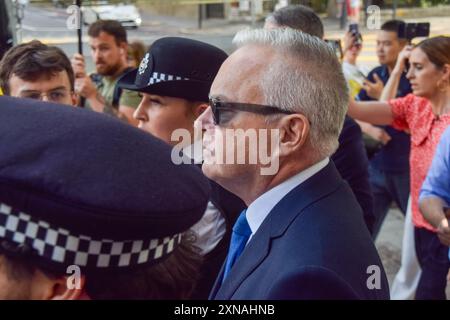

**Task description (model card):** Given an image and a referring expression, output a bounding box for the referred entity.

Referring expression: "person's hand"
[367,125,391,145]
[437,216,450,246]
[71,53,87,78]
[393,45,413,74]
[362,74,384,100]
[74,75,97,100]
[342,31,356,55]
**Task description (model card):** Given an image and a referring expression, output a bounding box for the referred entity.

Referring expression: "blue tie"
[222,210,252,282]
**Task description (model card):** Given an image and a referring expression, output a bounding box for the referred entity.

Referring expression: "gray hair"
[265,5,324,39]
[232,28,348,159]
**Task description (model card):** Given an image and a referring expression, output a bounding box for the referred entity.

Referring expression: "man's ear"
[30,269,87,300]
[193,103,209,119]
[278,113,310,155]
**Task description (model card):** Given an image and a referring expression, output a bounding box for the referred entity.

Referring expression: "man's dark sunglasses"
[209,98,294,125]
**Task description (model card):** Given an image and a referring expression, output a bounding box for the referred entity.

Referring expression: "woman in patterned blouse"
[348,36,450,299]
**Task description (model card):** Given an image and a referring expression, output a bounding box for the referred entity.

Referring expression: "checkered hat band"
[0,203,182,269]
[147,72,189,85]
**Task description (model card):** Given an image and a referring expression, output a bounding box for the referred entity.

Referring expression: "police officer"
[0,95,210,299]
[117,37,246,299]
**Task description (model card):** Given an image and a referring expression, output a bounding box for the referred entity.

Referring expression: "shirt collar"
[246,157,330,236]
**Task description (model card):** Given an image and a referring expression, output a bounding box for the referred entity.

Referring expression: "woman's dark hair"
[127,40,147,67]
[416,36,450,69]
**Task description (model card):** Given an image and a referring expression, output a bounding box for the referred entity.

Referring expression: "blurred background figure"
[0,40,77,106]
[342,31,368,98]
[71,20,140,126]
[349,36,450,300]
[356,20,411,240]
[127,40,147,68]
[348,0,361,23]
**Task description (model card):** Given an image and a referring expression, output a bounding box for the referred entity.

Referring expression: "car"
[82,3,142,28]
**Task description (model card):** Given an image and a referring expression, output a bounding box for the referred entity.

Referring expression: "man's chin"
[96,67,106,74]
[201,163,229,185]
[202,163,238,183]
[202,164,239,193]
[96,65,113,76]
[201,162,216,180]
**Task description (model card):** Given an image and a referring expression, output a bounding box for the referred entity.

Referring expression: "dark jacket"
[332,116,374,233]
[210,161,390,300]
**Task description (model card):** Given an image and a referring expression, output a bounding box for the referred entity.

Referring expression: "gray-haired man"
[197,28,389,300]
[264,4,375,235]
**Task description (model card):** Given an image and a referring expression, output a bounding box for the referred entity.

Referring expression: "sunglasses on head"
[208,97,294,126]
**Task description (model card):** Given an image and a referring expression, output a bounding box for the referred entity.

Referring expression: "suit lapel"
[209,260,225,299]
[213,161,344,299]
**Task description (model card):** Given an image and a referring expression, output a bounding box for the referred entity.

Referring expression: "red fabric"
[346,0,352,15]
[389,94,450,231]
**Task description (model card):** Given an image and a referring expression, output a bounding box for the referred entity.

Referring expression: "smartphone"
[349,23,362,45]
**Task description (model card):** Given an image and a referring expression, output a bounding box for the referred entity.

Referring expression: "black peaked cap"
[0,96,210,240]
[118,37,227,101]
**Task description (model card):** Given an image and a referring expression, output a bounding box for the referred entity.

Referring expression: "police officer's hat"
[0,96,210,273]
[118,37,227,102]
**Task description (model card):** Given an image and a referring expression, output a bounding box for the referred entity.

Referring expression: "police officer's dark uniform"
[0,95,210,299]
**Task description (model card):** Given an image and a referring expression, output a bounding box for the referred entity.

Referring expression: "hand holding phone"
[349,23,362,46]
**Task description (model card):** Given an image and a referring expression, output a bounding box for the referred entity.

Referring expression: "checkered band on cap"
[147,72,190,86]
[0,203,182,269]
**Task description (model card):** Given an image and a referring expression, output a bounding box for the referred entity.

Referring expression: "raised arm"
[348,98,394,126]
[380,46,412,101]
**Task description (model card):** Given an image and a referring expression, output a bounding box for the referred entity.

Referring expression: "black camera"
[349,23,362,46]
[398,22,430,42]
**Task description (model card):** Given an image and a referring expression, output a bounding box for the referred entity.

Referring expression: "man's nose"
[195,106,214,130]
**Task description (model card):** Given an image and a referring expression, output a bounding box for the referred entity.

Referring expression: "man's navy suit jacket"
[209,161,390,300]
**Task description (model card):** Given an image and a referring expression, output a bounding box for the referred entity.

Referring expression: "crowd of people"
[0,4,449,300]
